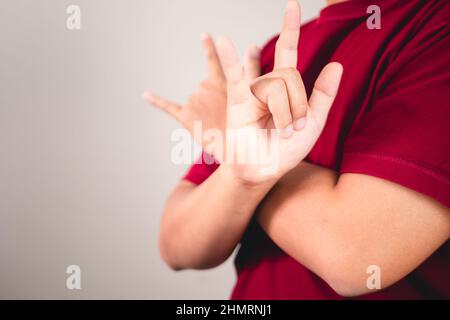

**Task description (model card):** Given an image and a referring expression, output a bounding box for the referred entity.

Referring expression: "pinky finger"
[143,92,182,120]
[308,62,343,129]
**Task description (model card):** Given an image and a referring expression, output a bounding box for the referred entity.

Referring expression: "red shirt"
[184,0,450,299]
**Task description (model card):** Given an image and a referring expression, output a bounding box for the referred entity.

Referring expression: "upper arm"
[328,172,450,296]
[325,21,450,295]
[257,163,450,297]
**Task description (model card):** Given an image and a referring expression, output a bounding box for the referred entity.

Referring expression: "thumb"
[143,92,182,122]
[244,44,261,82]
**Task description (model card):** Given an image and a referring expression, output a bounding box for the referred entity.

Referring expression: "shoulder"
[399,0,450,39]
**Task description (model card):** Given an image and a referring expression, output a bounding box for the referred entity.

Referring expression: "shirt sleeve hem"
[182,152,220,185]
[340,150,450,209]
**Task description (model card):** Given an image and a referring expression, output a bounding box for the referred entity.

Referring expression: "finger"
[308,62,343,129]
[253,78,293,138]
[216,37,252,105]
[268,79,294,138]
[244,44,261,82]
[274,0,301,70]
[143,92,182,120]
[260,68,308,130]
[201,33,224,80]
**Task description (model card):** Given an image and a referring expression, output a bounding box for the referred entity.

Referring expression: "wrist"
[218,163,279,191]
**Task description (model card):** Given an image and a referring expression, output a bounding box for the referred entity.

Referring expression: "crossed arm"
[160,162,450,296]
[150,1,450,297]
[257,163,450,296]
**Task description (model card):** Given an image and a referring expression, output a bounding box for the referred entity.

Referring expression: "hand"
[144,34,261,162]
[216,0,343,185]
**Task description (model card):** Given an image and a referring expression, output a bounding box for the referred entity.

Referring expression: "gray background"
[0,0,324,299]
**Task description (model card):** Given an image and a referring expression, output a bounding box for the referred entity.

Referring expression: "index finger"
[274,0,301,70]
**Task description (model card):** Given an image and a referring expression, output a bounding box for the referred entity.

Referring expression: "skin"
[327,0,348,4]
[145,0,450,297]
[143,33,228,162]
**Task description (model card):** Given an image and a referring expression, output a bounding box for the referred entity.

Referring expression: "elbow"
[158,218,190,271]
[326,276,373,298]
[158,207,192,271]
[158,223,227,271]
[158,232,185,271]
[313,247,383,298]
[160,252,184,272]
[158,240,226,271]
[163,260,184,272]
[320,260,383,298]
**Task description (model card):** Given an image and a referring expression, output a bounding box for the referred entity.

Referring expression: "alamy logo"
[367,5,381,30]
[66,5,81,30]
[171,121,280,176]
[66,265,82,290]
[366,265,381,290]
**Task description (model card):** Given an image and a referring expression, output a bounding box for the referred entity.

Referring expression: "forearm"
[159,164,275,270]
[257,162,450,296]
[257,162,341,284]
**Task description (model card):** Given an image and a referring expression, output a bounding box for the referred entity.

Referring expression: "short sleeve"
[340,22,450,208]
[183,152,220,185]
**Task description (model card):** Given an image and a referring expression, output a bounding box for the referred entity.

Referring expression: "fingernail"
[293,117,306,130]
[142,92,154,102]
[278,124,294,139]
[200,32,209,41]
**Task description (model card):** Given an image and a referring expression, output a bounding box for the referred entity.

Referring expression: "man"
[144,0,450,299]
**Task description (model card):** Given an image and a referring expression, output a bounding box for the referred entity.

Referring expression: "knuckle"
[276,38,296,51]
[270,78,287,93]
[285,67,301,81]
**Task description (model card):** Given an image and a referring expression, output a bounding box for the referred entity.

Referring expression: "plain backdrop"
[0,0,324,299]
